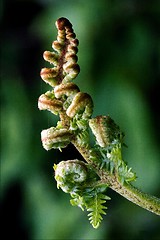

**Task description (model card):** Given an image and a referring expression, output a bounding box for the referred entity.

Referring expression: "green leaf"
[86,193,110,229]
[118,163,137,184]
[70,194,85,211]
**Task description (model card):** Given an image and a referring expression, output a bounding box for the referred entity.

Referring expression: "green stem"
[72,139,160,216]
[104,175,160,216]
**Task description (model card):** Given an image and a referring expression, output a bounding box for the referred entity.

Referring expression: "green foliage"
[89,115,136,184]
[98,144,137,184]
[70,185,110,229]
[87,193,110,229]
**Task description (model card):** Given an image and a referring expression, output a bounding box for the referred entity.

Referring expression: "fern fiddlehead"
[54,159,110,228]
[54,160,88,193]
[40,17,80,87]
[38,17,160,228]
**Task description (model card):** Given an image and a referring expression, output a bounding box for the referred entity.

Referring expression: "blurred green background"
[1,0,160,239]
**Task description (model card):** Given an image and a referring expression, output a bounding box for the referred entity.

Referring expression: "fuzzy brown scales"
[66,92,93,119]
[89,116,122,147]
[40,17,80,87]
[41,127,73,151]
[38,92,63,114]
[54,82,80,98]
[56,17,72,31]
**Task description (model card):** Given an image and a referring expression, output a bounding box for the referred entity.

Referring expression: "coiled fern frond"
[38,17,160,229]
[54,160,110,228]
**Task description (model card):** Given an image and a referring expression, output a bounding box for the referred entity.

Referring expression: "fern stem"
[72,140,160,216]
[106,177,160,216]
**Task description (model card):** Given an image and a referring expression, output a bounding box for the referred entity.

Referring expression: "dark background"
[1,0,160,239]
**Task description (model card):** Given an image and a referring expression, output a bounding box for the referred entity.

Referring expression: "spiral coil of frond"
[40,17,80,87]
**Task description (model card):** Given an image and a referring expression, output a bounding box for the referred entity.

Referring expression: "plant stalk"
[103,173,160,216]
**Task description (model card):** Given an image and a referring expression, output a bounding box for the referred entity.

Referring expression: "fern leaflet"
[86,193,110,228]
